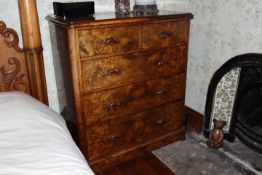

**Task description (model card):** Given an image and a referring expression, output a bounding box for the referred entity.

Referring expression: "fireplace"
[204,53,262,153]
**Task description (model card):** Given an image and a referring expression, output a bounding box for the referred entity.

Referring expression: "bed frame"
[0,0,48,104]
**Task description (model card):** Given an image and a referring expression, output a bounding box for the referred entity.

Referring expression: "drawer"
[140,20,188,50]
[78,26,139,58]
[83,74,186,125]
[81,46,187,93]
[86,101,184,160]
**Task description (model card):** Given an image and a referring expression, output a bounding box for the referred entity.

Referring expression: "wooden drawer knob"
[156,60,169,66]
[104,100,122,111]
[155,88,169,96]
[159,31,173,39]
[103,68,121,77]
[156,115,171,126]
[108,134,121,144]
[101,37,119,45]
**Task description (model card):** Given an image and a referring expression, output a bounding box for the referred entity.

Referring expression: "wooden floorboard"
[132,156,160,175]
[98,166,122,175]
[143,152,175,175]
[96,152,175,175]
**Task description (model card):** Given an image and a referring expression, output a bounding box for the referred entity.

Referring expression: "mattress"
[0,92,94,175]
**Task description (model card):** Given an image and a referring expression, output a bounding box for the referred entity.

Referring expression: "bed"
[0,92,94,174]
[0,0,95,174]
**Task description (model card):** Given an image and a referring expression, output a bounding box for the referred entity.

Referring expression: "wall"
[1,0,262,113]
[164,0,262,114]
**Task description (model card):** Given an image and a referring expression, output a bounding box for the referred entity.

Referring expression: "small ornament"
[114,0,130,14]
[207,119,226,149]
[133,0,158,15]
[135,0,156,5]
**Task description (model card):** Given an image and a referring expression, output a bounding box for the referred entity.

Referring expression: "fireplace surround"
[204,53,262,153]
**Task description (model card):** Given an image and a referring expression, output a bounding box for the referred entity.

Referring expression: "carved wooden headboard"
[0,0,48,104]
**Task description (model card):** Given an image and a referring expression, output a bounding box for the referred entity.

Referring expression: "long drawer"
[86,101,184,160]
[81,46,186,93]
[83,73,186,125]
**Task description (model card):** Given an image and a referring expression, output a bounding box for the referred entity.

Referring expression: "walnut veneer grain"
[47,11,193,170]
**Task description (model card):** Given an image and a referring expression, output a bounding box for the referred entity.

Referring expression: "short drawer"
[78,26,139,58]
[83,74,185,125]
[140,20,189,50]
[81,46,187,93]
[86,101,184,160]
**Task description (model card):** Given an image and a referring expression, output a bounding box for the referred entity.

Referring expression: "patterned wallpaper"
[170,0,262,114]
[1,0,262,114]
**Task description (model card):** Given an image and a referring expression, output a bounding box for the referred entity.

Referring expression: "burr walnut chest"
[47,11,193,169]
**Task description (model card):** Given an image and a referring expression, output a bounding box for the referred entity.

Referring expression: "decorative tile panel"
[210,68,240,132]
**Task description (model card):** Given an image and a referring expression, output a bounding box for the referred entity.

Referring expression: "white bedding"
[0,92,94,175]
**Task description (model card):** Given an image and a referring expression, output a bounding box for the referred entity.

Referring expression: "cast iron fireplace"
[204,53,262,153]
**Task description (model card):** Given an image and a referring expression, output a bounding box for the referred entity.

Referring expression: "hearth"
[204,53,262,153]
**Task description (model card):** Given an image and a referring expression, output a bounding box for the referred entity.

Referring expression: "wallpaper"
[1,0,262,114]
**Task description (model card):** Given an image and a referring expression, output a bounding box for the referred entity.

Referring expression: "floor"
[154,132,262,175]
[95,131,262,175]
[96,152,175,175]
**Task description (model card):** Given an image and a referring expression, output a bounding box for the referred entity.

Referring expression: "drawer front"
[83,74,185,125]
[86,101,184,160]
[81,46,186,93]
[140,20,189,50]
[78,26,139,58]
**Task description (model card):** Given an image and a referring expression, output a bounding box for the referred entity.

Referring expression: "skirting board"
[185,106,204,134]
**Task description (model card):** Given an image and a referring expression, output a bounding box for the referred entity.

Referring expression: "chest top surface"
[46,11,193,27]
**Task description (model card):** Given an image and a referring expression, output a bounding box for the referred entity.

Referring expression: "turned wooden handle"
[156,119,167,126]
[104,100,122,111]
[103,68,121,77]
[102,37,119,45]
[159,31,173,39]
[108,134,121,144]
[156,116,170,126]
[155,88,169,95]
[156,60,169,66]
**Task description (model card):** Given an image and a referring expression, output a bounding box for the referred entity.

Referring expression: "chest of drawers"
[47,11,193,169]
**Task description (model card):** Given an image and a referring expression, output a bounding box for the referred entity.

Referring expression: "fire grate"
[204,53,262,153]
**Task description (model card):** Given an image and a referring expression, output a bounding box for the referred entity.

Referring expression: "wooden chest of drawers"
[47,11,193,169]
